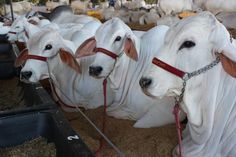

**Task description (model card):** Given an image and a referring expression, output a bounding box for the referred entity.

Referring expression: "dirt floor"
[64,109,178,157]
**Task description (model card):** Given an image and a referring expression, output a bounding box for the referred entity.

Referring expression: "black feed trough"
[0,34,95,157]
[0,109,94,157]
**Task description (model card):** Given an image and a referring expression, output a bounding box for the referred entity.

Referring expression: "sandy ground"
[64,108,179,157]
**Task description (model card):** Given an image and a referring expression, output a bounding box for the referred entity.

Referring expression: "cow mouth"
[89,74,105,79]
[141,88,157,99]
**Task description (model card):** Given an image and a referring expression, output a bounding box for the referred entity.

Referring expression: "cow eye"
[15,26,20,29]
[44,44,52,50]
[179,41,195,50]
[114,36,121,42]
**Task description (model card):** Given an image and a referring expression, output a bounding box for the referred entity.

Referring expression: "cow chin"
[144,87,167,99]
[90,75,105,79]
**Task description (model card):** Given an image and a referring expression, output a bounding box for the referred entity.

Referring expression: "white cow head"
[140,11,236,127]
[15,29,80,83]
[75,18,139,78]
[7,16,25,41]
[7,16,40,42]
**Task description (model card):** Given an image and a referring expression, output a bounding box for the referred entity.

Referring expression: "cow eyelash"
[179,40,196,50]
[44,44,52,50]
[114,36,122,42]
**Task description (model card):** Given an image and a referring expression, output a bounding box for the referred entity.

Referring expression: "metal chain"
[175,80,186,105]
[176,56,220,105]
[183,56,220,81]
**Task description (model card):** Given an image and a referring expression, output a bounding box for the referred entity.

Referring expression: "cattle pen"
[1,0,236,157]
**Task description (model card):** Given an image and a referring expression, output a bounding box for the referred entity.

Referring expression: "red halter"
[8,29,29,38]
[152,57,185,78]
[22,51,76,109]
[95,47,120,60]
[26,54,47,62]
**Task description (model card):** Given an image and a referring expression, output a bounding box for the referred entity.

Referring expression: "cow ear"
[209,20,236,62]
[14,48,28,67]
[59,48,81,73]
[75,37,96,58]
[124,38,138,61]
[219,53,236,78]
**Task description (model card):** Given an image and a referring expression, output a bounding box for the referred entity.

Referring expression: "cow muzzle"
[89,66,103,77]
[139,77,152,89]
[20,71,32,81]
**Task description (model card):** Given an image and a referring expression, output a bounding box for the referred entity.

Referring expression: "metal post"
[9,0,14,21]
[3,0,7,16]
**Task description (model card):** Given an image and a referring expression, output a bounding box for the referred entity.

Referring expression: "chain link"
[175,56,220,105]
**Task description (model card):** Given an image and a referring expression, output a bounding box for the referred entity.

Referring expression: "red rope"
[95,79,107,155]
[173,104,183,157]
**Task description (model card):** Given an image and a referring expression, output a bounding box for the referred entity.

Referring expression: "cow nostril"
[89,66,103,76]
[139,77,152,88]
[20,71,32,80]
[96,66,103,73]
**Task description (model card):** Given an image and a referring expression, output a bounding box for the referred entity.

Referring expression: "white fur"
[159,0,193,15]
[142,11,236,156]
[21,29,114,110]
[89,18,185,128]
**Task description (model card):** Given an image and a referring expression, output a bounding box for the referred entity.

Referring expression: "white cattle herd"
[0,0,236,156]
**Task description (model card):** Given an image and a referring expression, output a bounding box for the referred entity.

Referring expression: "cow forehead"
[28,30,58,54]
[96,18,127,41]
[165,12,216,44]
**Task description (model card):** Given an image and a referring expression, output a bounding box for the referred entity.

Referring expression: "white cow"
[205,0,236,14]
[16,28,114,111]
[216,12,236,29]
[0,22,10,34]
[139,9,161,25]
[51,12,98,25]
[140,11,236,156]
[156,15,180,27]
[193,0,236,14]
[7,17,40,43]
[71,0,92,14]
[76,18,185,128]
[159,0,193,15]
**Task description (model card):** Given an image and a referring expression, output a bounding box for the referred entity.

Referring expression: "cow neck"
[180,62,236,156]
[48,55,82,105]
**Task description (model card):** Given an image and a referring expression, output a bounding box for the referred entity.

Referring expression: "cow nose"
[89,66,103,76]
[20,71,32,80]
[139,77,152,89]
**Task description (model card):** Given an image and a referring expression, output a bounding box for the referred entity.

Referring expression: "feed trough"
[0,109,95,157]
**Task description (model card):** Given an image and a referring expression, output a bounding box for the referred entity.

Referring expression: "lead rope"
[44,61,124,156]
[173,80,186,157]
[95,79,107,154]
[94,58,119,155]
